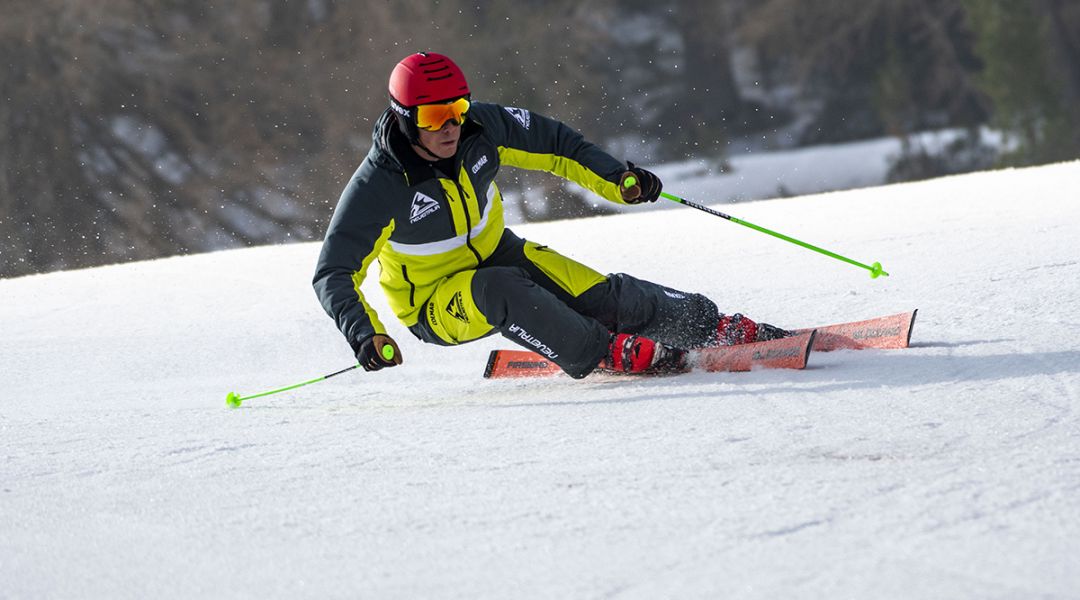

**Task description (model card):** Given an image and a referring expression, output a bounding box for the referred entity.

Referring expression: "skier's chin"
[435,140,458,157]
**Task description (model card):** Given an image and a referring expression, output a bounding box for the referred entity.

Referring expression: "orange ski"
[795,310,917,351]
[483,331,816,379]
[692,329,815,372]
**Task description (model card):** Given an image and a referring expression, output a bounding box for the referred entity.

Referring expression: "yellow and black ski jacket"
[313,102,631,349]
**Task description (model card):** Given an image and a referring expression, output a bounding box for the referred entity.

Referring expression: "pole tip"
[226,392,243,408]
[870,262,889,279]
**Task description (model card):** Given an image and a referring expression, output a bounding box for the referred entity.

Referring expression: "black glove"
[619,161,662,204]
[353,334,403,371]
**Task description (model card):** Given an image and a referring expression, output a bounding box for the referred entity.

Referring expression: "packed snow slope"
[3,161,1080,599]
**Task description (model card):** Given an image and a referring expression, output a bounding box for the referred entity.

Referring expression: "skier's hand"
[354,334,403,371]
[620,162,662,204]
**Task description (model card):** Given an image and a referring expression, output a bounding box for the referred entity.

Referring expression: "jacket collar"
[369,108,483,185]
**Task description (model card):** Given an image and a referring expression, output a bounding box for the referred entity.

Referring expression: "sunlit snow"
[3,161,1079,598]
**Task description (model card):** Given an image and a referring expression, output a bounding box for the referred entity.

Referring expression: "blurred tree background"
[2,0,1078,277]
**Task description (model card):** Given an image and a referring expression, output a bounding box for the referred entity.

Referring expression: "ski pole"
[623,177,888,278]
[225,346,395,408]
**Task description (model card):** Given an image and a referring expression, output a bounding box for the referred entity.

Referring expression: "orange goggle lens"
[415,97,470,131]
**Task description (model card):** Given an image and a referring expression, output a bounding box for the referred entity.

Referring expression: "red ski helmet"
[389,52,470,107]
[388,52,470,143]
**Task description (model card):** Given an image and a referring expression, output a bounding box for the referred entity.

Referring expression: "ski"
[481,310,917,380]
[483,330,816,379]
[691,329,815,373]
[794,309,917,351]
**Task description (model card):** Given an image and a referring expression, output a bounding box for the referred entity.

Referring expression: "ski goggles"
[415,97,470,131]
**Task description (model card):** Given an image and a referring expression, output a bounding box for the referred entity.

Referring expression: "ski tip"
[803,330,817,366]
[907,309,918,347]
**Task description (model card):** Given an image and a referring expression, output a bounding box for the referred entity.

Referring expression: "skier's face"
[416,120,461,159]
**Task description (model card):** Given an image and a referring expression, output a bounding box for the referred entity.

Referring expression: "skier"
[313,52,788,378]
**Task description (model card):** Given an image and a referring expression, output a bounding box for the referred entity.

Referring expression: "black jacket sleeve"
[312,170,395,350]
[469,103,630,205]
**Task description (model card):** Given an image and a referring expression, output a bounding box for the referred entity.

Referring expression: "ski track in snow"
[3,161,1080,599]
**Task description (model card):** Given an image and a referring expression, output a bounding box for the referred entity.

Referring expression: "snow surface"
[3,161,1080,599]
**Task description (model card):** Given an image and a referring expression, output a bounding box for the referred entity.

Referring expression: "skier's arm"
[473,103,633,205]
[312,179,395,357]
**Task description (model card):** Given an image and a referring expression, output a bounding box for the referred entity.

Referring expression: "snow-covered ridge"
[2,162,1079,598]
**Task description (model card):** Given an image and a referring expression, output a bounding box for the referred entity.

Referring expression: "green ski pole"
[225,346,395,408]
[623,177,888,278]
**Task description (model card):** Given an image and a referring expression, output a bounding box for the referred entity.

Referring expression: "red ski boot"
[601,333,688,374]
[715,313,791,346]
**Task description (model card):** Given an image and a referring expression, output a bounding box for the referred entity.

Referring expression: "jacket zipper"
[454,178,484,266]
[447,154,481,264]
[443,137,483,266]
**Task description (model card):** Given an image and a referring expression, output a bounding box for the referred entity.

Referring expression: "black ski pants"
[409,228,719,378]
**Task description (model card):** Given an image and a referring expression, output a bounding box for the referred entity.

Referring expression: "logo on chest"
[409,192,441,224]
[470,155,489,174]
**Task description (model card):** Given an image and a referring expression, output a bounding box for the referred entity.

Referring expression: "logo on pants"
[507,323,558,359]
[446,291,469,323]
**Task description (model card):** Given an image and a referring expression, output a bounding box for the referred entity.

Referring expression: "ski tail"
[484,349,561,379]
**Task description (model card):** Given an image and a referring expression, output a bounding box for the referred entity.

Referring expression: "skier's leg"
[409,267,610,378]
[579,273,722,348]
[482,229,607,306]
[483,230,719,347]
[588,276,792,347]
[485,229,787,349]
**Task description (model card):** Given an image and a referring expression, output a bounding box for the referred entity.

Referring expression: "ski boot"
[600,333,688,375]
[715,313,792,346]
